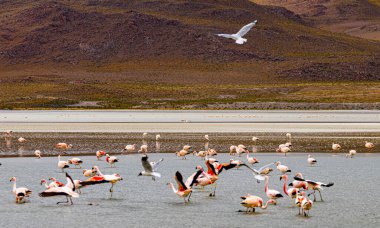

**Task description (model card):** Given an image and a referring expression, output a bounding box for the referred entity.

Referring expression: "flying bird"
[216,20,257,44]
[138,155,163,181]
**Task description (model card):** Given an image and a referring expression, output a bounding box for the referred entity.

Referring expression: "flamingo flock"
[1,131,376,219]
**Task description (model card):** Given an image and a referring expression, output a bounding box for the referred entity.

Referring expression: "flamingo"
[229,145,237,156]
[34,150,41,159]
[10,177,32,204]
[57,155,69,172]
[332,143,341,151]
[167,170,203,203]
[286,133,292,144]
[295,192,304,215]
[238,144,248,151]
[138,145,148,154]
[346,149,357,158]
[183,145,192,151]
[40,178,63,189]
[280,174,299,200]
[39,173,79,205]
[229,159,244,169]
[80,166,123,197]
[18,137,26,143]
[73,180,84,194]
[288,173,308,190]
[277,144,291,156]
[176,149,191,159]
[187,166,211,189]
[275,161,291,173]
[138,155,163,181]
[246,150,259,165]
[83,168,97,177]
[207,148,217,156]
[193,151,207,160]
[202,159,257,196]
[142,132,148,138]
[96,150,106,160]
[48,177,65,187]
[156,134,161,141]
[294,175,334,202]
[264,175,283,204]
[56,142,72,150]
[296,191,313,216]
[68,157,83,168]
[4,130,12,140]
[307,154,317,165]
[40,179,51,189]
[205,135,209,141]
[123,144,136,153]
[240,195,276,213]
[365,141,374,149]
[252,137,259,142]
[106,154,119,167]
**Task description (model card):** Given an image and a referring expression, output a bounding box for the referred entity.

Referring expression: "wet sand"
[1,132,379,157]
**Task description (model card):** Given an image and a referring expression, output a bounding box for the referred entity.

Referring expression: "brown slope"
[251,0,380,40]
[0,0,379,84]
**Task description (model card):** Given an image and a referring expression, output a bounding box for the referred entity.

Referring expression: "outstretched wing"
[237,20,257,37]
[189,170,204,187]
[216,34,234,39]
[258,162,275,173]
[65,173,75,191]
[206,160,217,175]
[175,171,187,191]
[141,155,153,172]
[151,158,164,171]
[80,176,107,186]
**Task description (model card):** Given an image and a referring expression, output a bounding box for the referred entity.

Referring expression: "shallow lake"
[0,153,379,227]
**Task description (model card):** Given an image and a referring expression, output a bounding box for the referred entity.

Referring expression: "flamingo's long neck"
[12,181,16,192]
[261,200,272,209]
[96,167,104,176]
[168,183,177,193]
[246,151,250,159]
[265,177,269,193]
[282,176,289,195]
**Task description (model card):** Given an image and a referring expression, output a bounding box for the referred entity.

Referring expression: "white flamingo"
[276,161,291,173]
[96,150,106,160]
[106,154,119,167]
[80,166,123,197]
[39,173,79,205]
[68,157,83,168]
[124,144,136,153]
[34,150,41,159]
[307,154,317,165]
[365,141,374,149]
[10,177,32,204]
[264,175,283,204]
[138,145,148,154]
[57,155,69,172]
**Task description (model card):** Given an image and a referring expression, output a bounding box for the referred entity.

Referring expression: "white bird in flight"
[216,20,257,44]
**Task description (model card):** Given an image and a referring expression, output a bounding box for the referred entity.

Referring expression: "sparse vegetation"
[0,0,379,109]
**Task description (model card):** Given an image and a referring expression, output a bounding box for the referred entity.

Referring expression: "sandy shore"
[1,110,380,133]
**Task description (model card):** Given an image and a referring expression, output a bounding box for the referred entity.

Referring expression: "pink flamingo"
[240,195,276,213]
[264,175,283,204]
[280,174,299,200]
